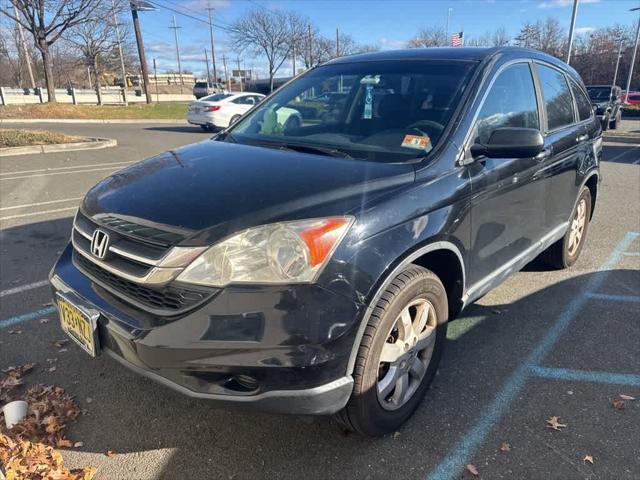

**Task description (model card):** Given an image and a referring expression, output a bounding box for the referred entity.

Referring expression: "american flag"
[451,32,463,47]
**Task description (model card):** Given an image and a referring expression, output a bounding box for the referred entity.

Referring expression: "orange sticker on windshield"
[402,134,431,151]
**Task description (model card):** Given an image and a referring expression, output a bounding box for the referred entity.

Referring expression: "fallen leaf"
[105,450,117,458]
[53,339,69,348]
[48,366,57,373]
[8,329,22,335]
[58,348,68,353]
[619,394,636,401]
[56,437,74,448]
[500,441,511,452]
[46,358,58,364]
[86,397,93,404]
[583,454,594,464]
[546,416,567,430]
[392,431,401,439]
[465,464,479,476]
[74,441,84,448]
[611,399,625,410]
[40,318,50,324]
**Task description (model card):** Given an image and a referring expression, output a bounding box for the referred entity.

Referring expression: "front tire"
[335,265,447,436]
[539,186,591,269]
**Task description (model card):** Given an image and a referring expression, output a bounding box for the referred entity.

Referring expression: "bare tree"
[491,27,510,47]
[408,26,447,48]
[229,9,293,92]
[0,0,100,102]
[65,2,122,104]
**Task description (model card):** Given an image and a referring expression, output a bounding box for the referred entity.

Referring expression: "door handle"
[576,134,589,143]
[535,148,552,161]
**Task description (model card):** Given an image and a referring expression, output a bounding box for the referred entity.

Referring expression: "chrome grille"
[71,211,210,315]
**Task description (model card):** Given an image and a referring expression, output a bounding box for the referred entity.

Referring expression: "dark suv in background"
[587,84,622,130]
[50,47,601,436]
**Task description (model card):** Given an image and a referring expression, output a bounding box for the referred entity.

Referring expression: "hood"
[82,140,415,243]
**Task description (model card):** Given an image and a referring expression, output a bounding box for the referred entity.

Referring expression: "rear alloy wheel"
[538,186,591,269]
[230,115,242,125]
[335,265,447,436]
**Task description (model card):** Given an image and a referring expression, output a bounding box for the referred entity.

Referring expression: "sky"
[135,0,640,78]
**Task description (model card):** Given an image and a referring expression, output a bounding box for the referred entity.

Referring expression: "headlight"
[176,217,353,287]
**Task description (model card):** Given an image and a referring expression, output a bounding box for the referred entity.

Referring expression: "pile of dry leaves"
[0,363,96,480]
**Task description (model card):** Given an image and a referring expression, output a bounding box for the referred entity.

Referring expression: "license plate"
[57,295,99,357]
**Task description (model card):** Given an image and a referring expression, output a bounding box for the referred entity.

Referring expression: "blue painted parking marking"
[529,366,640,386]
[427,231,639,480]
[586,292,640,303]
[0,306,57,330]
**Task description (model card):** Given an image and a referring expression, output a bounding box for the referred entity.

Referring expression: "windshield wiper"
[270,142,353,159]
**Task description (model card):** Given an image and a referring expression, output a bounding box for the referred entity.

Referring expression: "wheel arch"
[584,171,599,220]
[345,241,465,376]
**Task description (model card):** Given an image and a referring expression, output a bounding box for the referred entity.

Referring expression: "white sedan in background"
[187,92,302,132]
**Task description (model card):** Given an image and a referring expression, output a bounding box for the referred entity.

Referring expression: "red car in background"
[625,92,640,105]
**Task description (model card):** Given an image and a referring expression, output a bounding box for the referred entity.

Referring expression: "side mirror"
[470,127,544,159]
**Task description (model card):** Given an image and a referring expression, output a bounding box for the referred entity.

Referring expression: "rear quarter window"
[569,80,593,121]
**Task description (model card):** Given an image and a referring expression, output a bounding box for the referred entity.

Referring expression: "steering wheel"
[406,120,445,139]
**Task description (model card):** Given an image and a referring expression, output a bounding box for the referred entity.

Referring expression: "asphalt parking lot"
[1,121,638,479]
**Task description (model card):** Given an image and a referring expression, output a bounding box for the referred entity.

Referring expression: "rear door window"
[569,80,593,121]
[474,63,539,144]
[536,64,576,131]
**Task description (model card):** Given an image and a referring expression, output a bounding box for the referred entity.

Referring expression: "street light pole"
[112,0,128,105]
[624,9,640,105]
[170,15,183,89]
[612,36,624,90]
[566,0,579,64]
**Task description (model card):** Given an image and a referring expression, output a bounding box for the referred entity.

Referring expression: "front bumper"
[50,244,360,414]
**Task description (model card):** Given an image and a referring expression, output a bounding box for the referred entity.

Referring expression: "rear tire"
[230,115,242,125]
[538,186,591,269]
[199,125,209,131]
[335,265,448,436]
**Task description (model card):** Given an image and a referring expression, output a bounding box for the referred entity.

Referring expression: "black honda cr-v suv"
[50,47,601,436]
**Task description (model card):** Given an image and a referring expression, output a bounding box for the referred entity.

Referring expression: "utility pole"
[566,0,579,64]
[205,48,211,87]
[624,9,640,104]
[236,56,243,92]
[222,54,230,91]
[13,4,35,89]
[170,15,184,90]
[130,1,152,103]
[207,4,218,86]
[111,0,128,105]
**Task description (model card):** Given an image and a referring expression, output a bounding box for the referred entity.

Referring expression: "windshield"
[586,87,613,101]
[227,60,477,162]
[202,93,233,102]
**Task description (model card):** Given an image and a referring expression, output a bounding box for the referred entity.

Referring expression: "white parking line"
[0,161,132,176]
[1,166,124,181]
[0,206,77,221]
[0,197,83,211]
[0,279,49,298]
[605,144,640,163]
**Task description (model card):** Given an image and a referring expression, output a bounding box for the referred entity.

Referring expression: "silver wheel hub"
[568,198,587,256]
[377,298,437,411]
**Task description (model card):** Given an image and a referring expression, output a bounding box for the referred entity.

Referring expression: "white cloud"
[379,38,407,50]
[575,27,597,35]
[539,0,599,8]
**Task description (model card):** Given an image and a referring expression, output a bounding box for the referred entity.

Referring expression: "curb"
[0,137,117,157]
[603,134,640,145]
[0,118,188,124]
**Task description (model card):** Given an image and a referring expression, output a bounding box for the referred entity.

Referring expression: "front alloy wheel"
[335,265,447,436]
[377,298,437,410]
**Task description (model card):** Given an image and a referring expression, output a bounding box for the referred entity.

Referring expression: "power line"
[146,0,232,32]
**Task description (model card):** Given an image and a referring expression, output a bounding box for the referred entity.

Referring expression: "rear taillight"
[203,105,221,112]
